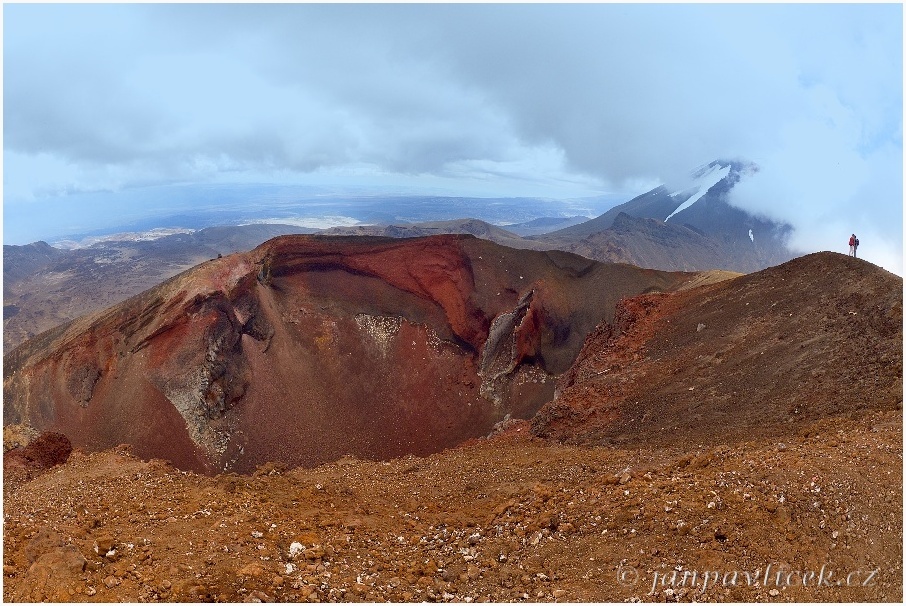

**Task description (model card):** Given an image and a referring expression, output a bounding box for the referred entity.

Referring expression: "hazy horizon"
[4,3,902,271]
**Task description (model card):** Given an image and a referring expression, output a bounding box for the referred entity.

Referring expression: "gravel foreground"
[3,408,901,603]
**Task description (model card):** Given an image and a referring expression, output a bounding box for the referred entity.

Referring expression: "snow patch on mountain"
[664,163,732,222]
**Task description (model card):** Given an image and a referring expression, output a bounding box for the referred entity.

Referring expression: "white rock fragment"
[289,542,304,558]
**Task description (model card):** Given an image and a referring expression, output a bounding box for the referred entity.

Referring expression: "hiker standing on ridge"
[849,234,858,257]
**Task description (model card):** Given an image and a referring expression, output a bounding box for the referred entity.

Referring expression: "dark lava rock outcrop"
[4,235,693,473]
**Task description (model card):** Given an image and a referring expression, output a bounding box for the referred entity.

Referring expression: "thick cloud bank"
[4,4,902,271]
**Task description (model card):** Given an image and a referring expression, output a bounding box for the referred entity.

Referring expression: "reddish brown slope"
[4,235,691,474]
[4,411,901,603]
[2,225,321,350]
[533,251,903,445]
[4,250,902,604]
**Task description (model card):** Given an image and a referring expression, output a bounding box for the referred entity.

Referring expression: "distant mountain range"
[3,160,796,350]
[320,160,796,272]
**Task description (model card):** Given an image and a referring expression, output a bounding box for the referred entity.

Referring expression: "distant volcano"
[535,159,793,272]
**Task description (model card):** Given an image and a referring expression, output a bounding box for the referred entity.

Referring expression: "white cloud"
[3,3,901,267]
[729,82,903,274]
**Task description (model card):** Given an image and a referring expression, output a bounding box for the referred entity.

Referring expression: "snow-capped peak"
[664,162,732,222]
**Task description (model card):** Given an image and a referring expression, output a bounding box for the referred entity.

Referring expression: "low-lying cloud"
[4,3,902,270]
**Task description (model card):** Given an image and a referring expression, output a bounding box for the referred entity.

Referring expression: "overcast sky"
[3,3,903,271]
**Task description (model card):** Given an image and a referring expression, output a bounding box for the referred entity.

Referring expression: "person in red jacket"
[849,234,856,257]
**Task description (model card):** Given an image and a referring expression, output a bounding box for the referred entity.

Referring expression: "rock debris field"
[3,408,901,603]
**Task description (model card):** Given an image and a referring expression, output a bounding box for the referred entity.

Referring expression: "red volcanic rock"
[4,235,692,473]
[258,235,489,348]
[4,431,72,472]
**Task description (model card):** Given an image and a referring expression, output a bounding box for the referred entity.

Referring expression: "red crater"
[4,235,691,473]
